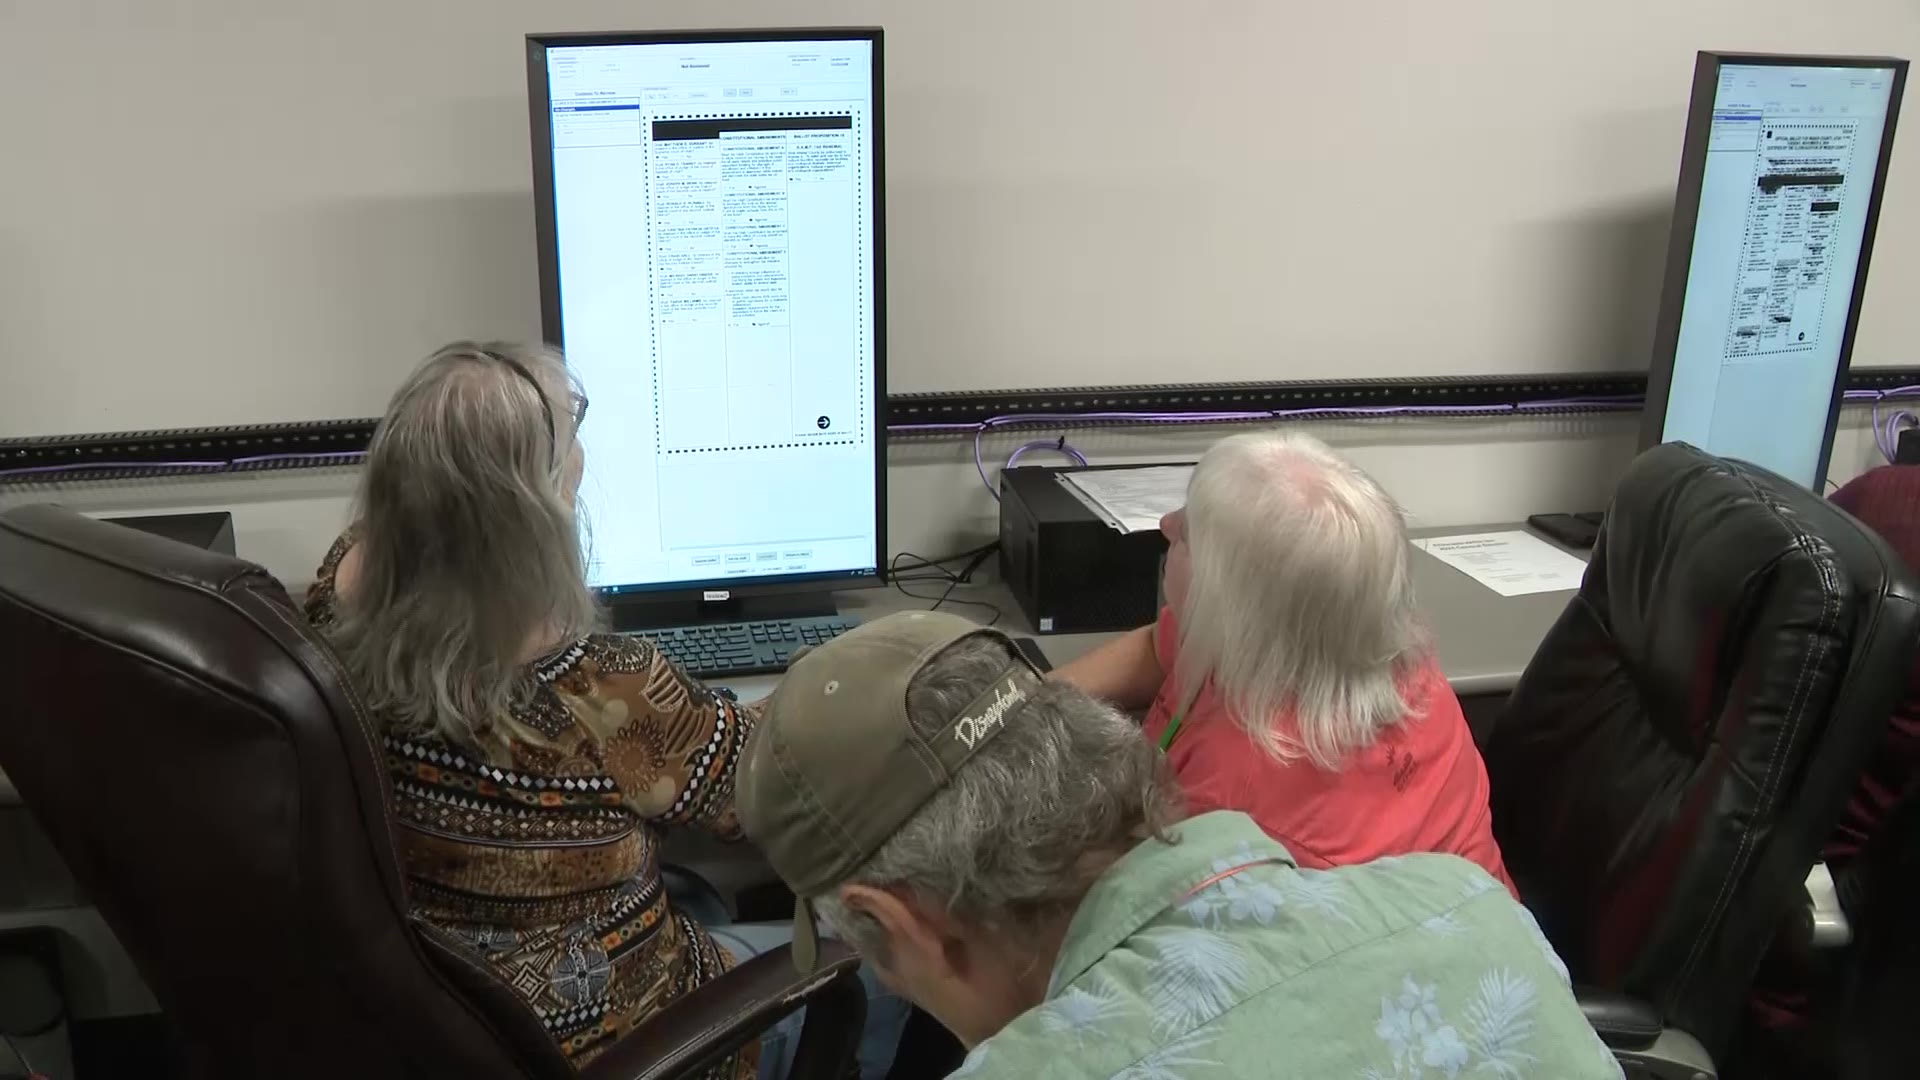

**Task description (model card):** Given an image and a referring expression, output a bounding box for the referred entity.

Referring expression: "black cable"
[894,578,1002,623]
[888,540,997,576]
[889,544,1002,624]
[887,544,996,581]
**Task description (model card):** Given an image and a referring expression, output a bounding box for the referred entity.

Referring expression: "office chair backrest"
[0,505,568,1079]
[1486,443,1920,1055]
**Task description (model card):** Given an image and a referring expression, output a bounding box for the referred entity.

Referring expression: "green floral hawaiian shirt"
[956,811,1622,1079]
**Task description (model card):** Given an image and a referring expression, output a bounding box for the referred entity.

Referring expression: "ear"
[837,883,957,974]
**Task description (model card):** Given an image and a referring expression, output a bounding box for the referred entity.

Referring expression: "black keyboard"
[638,616,859,679]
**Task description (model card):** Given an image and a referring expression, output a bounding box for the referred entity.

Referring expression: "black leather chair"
[1486,443,1920,1079]
[0,504,864,1080]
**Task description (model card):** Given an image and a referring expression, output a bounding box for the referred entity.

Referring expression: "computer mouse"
[713,685,739,702]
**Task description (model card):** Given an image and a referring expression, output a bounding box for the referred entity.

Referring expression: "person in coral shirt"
[1056,431,1513,893]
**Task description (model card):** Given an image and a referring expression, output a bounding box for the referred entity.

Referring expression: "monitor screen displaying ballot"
[1646,56,1905,488]
[527,31,885,596]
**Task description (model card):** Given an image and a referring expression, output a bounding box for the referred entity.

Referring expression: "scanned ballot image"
[1724,124,1858,361]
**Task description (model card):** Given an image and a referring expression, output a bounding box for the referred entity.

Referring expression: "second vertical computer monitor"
[528,29,885,597]
[1645,54,1905,488]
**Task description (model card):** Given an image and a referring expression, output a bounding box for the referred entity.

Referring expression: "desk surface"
[720,521,1582,702]
[0,524,1579,807]
[1403,524,1584,695]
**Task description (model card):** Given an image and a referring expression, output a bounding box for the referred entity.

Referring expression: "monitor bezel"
[526,27,889,604]
[1641,51,1908,489]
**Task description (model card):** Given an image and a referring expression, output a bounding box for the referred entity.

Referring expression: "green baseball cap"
[736,610,1045,971]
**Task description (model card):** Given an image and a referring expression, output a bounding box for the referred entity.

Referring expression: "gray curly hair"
[815,634,1178,961]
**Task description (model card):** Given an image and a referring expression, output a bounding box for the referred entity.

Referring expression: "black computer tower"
[997,466,1169,634]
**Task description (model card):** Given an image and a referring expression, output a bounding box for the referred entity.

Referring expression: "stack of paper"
[1058,465,1194,534]
[1411,531,1589,596]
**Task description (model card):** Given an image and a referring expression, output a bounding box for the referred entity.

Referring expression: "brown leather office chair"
[0,504,864,1080]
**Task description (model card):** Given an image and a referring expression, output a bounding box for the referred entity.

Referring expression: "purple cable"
[970,412,1268,497]
[1881,407,1918,462]
[0,386,1864,485]
[955,397,1642,497]
[1005,437,1090,471]
[892,395,1640,436]
[1847,384,1920,401]
[0,449,365,480]
[1864,386,1920,462]
[0,459,230,478]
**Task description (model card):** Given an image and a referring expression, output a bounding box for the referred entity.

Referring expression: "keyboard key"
[636,616,860,677]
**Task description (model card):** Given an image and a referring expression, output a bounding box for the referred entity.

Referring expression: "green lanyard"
[1157,710,1185,752]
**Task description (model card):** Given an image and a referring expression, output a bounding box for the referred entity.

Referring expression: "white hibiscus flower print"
[1180,847,1287,929]
[1375,974,1446,1069]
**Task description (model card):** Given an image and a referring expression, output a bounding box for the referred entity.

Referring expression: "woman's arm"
[572,640,758,840]
[1052,623,1165,712]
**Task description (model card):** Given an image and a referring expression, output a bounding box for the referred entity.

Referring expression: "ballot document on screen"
[1659,63,1897,487]
[650,113,861,451]
[544,40,879,590]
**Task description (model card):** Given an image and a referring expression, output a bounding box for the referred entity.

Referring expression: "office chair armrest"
[1574,987,1662,1050]
[1805,861,1851,948]
[1575,989,1718,1079]
[580,941,866,1080]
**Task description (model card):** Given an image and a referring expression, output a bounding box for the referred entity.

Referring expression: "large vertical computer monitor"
[1643,53,1906,489]
[526,29,886,626]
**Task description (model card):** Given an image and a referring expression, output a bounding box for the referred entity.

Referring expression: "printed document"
[1412,531,1588,597]
[1059,466,1194,534]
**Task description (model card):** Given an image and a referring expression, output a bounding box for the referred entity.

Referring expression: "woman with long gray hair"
[305,342,902,1078]
[1056,430,1513,893]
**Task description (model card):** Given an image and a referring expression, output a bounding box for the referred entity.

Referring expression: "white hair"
[815,635,1177,962]
[1172,430,1427,769]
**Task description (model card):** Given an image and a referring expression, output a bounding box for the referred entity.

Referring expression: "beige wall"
[0,2,1913,583]
[2,1,1918,439]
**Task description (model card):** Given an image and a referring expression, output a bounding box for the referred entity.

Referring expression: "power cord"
[890,542,1002,624]
[1867,386,1920,462]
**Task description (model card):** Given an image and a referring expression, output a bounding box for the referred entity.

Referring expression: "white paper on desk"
[1412,531,1589,597]
[1058,465,1194,534]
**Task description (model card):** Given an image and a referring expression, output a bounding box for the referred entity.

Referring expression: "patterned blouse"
[305,533,758,1074]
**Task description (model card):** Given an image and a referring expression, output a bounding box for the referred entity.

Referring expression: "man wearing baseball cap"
[739,611,1619,1078]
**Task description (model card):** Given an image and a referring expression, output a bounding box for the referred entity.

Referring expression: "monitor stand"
[608,589,841,633]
